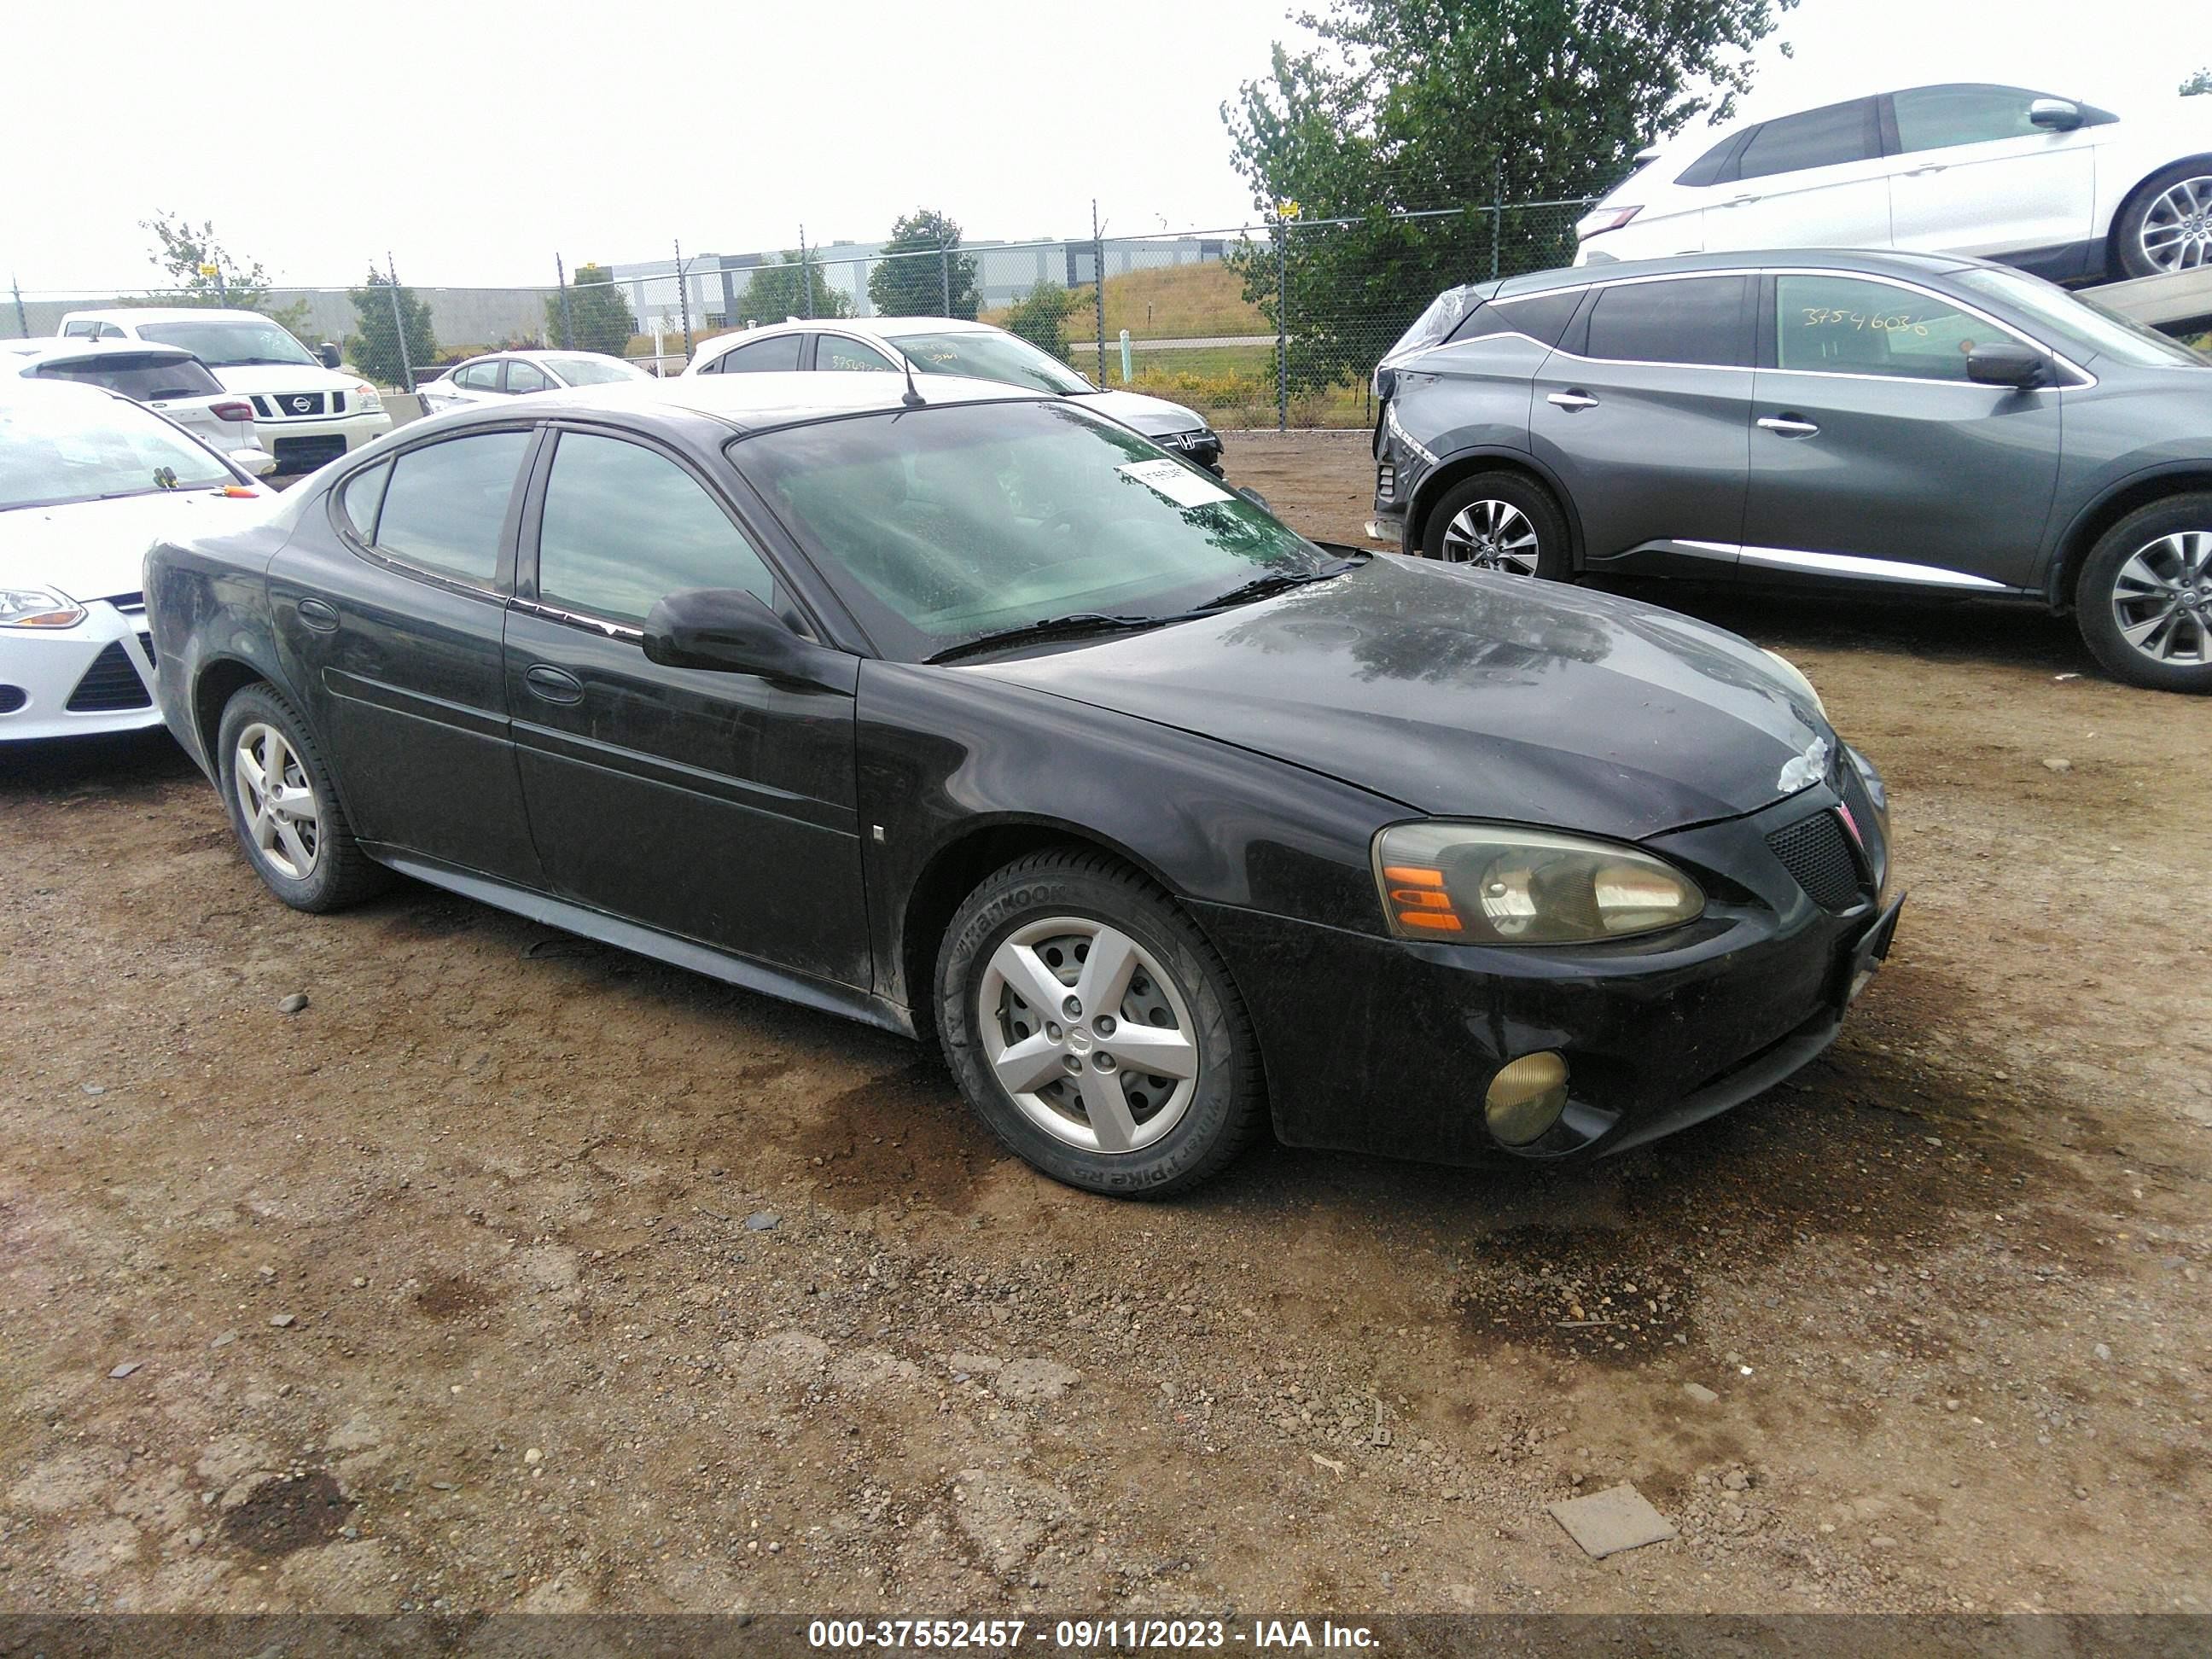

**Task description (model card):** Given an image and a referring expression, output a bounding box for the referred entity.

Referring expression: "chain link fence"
[4,198,1592,429]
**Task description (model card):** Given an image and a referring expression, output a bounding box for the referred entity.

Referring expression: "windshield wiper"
[926,612,1173,664]
[1196,561,1359,612]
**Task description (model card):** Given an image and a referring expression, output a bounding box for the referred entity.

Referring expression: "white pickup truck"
[57,307,390,474]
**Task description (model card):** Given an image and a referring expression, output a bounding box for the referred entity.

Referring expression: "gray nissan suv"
[1371,249,2212,691]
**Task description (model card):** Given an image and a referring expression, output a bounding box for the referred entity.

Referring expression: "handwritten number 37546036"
[1800,307,1930,337]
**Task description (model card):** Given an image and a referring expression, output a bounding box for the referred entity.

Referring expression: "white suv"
[1575,83,2212,282]
[56,308,390,474]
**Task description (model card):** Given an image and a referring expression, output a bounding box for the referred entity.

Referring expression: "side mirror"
[317,342,342,370]
[1965,341,2046,388]
[641,587,853,692]
[2029,97,2082,131]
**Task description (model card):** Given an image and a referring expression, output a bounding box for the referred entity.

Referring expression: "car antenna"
[898,348,926,409]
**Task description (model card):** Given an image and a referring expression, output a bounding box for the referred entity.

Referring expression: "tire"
[2112,160,2212,278]
[935,849,1266,1197]
[2074,493,2212,693]
[1418,470,1571,579]
[215,683,387,911]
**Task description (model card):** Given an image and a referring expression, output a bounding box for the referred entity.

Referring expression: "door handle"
[1725,194,1761,207]
[1547,391,1600,411]
[296,597,340,633]
[1757,416,1820,438]
[524,663,585,705]
[1906,163,1946,176]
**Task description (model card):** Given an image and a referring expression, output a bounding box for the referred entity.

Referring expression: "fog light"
[1485,1051,1569,1146]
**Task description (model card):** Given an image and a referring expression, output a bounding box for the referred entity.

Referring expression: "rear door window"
[504,360,553,393]
[1734,98,1879,180]
[456,362,502,393]
[1582,276,1749,367]
[713,335,804,373]
[370,431,533,587]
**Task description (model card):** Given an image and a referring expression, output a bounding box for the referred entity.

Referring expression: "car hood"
[1,487,269,602]
[965,556,1832,841]
[207,364,359,395]
[1075,387,1210,437]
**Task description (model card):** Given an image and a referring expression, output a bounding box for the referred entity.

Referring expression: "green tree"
[1003,280,1074,362]
[2183,67,2212,96]
[545,263,637,353]
[1220,0,1796,396]
[137,211,311,336]
[866,208,979,318]
[732,253,851,323]
[346,270,438,388]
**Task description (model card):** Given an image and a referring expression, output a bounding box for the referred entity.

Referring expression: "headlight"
[0,587,87,629]
[1373,822,1704,945]
[1761,648,1827,721]
[353,382,383,413]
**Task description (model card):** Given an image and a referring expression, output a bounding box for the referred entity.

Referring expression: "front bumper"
[0,599,164,742]
[255,410,391,474]
[1193,765,1898,1167]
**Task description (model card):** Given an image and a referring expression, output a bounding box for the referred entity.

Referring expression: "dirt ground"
[3,429,2208,1619]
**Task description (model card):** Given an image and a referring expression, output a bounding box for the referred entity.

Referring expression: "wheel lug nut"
[1062,1055,1083,1075]
[1095,1054,1116,1073]
[1095,1016,1115,1036]
[1045,1022,1062,1042]
[1062,996,1082,1019]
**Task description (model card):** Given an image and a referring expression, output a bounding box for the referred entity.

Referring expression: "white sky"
[3,0,2196,295]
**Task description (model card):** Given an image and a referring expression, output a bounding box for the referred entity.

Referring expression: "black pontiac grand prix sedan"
[146,372,1901,1196]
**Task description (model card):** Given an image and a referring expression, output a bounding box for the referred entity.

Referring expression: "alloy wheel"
[977,916,1200,1155]
[233,722,323,880]
[2139,174,2212,272]
[1441,498,1541,573]
[2110,530,2212,667]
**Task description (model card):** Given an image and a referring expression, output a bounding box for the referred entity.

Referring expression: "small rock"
[108,1362,142,1380]
[1720,1467,1749,1493]
[2093,1342,2111,1362]
[269,1314,296,1329]
[1546,1482,1678,1559]
[2040,758,2071,774]
[744,1211,781,1232]
[81,1083,108,1097]
[523,1448,543,1466]
[1682,1382,1720,1405]
[278,993,310,1015]
[1871,1534,1899,1549]
[351,1277,368,1289]
[210,1330,238,1349]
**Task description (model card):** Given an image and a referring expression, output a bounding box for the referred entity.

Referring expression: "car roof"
[1496,247,1980,297]
[0,375,132,409]
[3,338,197,360]
[59,306,282,324]
[423,369,1039,434]
[460,348,632,364]
[702,316,998,348]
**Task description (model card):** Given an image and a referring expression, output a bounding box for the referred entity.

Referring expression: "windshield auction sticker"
[1118,457,1234,510]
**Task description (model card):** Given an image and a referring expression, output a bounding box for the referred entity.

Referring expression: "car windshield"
[886,330,1093,396]
[544,355,646,386]
[33,353,224,402]
[735,399,1330,661]
[137,317,320,369]
[1955,269,2210,369]
[0,390,233,510]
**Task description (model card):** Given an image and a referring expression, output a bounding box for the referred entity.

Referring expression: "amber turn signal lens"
[1381,864,1464,933]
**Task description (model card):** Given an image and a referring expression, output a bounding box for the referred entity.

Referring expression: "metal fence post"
[556,253,574,350]
[10,274,26,339]
[1275,218,1288,433]
[674,238,694,355]
[385,252,414,393]
[799,225,813,321]
[940,236,952,316]
[1091,201,1107,388]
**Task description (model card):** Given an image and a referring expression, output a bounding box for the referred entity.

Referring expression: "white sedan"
[1576,81,2212,282]
[1,380,268,743]
[416,349,649,413]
